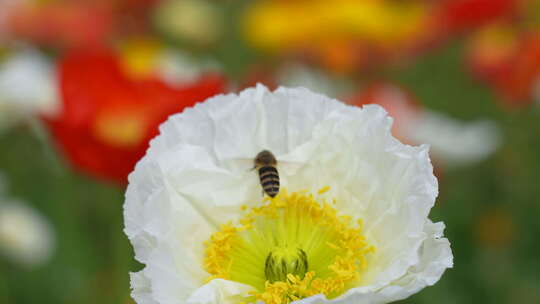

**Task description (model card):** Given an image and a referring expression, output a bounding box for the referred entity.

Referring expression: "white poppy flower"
[0,199,55,267]
[406,111,501,166]
[124,85,452,304]
[350,83,500,166]
[0,49,59,131]
[156,50,221,88]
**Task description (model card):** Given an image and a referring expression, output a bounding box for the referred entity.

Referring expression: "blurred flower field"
[1,0,540,303]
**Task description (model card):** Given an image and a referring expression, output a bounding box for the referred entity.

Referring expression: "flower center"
[265,247,308,283]
[204,188,375,304]
[93,110,146,148]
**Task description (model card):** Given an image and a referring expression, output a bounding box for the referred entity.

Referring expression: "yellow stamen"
[317,185,331,195]
[204,188,375,304]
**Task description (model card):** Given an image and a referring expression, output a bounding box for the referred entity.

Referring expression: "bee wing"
[221,157,255,172]
[276,159,305,176]
[220,155,306,174]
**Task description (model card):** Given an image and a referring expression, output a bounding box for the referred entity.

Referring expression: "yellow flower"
[242,0,428,54]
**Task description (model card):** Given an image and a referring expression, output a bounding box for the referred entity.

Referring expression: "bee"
[254,150,280,198]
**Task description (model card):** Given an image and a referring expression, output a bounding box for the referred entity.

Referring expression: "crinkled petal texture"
[124,85,452,304]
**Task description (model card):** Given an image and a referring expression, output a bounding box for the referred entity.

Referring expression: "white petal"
[0,49,59,118]
[131,271,160,304]
[407,111,500,165]
[0,199,55,267]
[187,279,255,304]
[156,49,221,87]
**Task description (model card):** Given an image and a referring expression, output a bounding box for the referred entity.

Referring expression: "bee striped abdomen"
[258,166,280,197]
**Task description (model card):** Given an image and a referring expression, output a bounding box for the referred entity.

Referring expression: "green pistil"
[265,247,308,283]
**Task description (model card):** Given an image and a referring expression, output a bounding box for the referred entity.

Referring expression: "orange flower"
[466,24,518,84]
[494,34,540,106]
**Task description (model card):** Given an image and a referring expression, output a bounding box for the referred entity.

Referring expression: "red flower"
[4,2,115,49]
[434,0,519,35]
[2,0,161,49]
[46,50,226,185]
[466,29,540,108]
